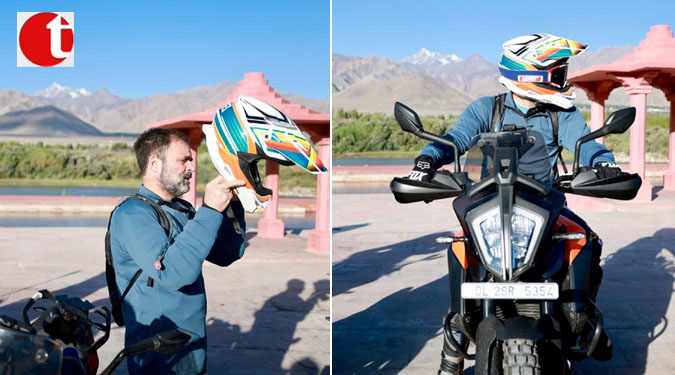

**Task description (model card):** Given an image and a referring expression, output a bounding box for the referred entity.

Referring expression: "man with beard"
[109,128,246,374]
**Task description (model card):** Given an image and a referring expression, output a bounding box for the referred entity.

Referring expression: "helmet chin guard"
[499,76,577,109]
[202,96,327,213]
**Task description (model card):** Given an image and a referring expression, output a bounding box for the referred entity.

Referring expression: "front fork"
[446,245,567,374]
[439,312,469,375]
[445,301,564,375]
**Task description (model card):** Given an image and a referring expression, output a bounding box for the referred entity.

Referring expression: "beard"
[159,162,192,198]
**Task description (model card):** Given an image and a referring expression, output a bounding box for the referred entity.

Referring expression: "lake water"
[333,158,411,166]
[0,186,138,196]
[333,183,390,195]
[0,185,316,230]
[333,157,482,166]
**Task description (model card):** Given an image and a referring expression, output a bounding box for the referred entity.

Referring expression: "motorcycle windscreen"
[476,130,553,186]
[0,329,63,374]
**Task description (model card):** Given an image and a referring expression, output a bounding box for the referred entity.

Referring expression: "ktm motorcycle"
[390,103,641,374]
[0,289,190,375]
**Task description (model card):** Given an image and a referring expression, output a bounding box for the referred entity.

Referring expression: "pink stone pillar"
[590,99,606,144]
[307,138,330,254]
[258,161,284,238]
[663,99,675,190]
[627,89,654,201]
[182,128,201,206]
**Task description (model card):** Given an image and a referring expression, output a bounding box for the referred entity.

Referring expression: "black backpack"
[104,194,171,327]
[490,93,567,176]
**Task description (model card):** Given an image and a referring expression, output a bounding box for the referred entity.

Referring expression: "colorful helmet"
[498,33,587,109]
[202,95,327,213]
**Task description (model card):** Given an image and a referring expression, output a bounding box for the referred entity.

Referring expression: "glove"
[407,155,435,183]
[594,162,622,179]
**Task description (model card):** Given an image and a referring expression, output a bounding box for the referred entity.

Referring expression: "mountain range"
[0,106,103,136]
[0,82,329,136]
[333,46,669,115]
[332,54,474,115]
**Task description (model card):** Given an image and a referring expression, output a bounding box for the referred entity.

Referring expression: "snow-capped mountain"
[34,82,91,99]
[333,54,473,115]
[401,48,505,98]
[401,48,462,66]
[0,82,328,134]
[333,44,669,115]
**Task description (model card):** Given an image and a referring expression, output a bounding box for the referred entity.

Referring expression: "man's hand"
[406,155,436,183]
[594,162,622,180]
[203,176,245,212]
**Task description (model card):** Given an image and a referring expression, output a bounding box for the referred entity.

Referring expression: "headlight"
[511,207,539,270]
[472,207,504,277]
[470,205,544,279]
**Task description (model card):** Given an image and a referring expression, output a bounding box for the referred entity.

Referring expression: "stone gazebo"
[569,25,675,201]
[147,73,330,253]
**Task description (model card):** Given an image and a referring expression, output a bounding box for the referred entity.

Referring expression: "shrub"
[333,109,670,158]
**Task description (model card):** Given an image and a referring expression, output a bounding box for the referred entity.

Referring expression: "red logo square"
[17,12,74,67]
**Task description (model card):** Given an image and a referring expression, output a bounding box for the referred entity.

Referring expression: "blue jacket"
[421,93,615,174]
[110,185,246,374]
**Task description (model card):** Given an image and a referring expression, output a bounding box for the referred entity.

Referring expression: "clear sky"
[1,1,329,99]
[334,0,675,63]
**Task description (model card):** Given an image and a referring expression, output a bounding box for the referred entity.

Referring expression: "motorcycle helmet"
[498,33,587,109]
[202,95,327,213]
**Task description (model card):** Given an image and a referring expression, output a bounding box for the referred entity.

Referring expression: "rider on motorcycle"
[405,33,618,375]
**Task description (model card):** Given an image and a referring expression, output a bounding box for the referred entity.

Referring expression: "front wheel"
[503,339,540,375]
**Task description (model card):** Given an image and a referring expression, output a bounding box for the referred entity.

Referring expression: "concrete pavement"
[0,225,329,374]
[333,187,675,375]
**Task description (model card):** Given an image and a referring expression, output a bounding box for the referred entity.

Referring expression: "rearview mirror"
[602,107,635,135]
[573,106,636,175]
[394,102,423,136]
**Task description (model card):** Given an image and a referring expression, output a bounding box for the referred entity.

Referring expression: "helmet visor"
[548,64,568,88]
[499,63,568,89]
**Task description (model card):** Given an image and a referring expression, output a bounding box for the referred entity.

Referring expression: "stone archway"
[569,25,675,202]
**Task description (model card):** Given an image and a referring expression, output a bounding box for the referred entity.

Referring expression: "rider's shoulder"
[472,96,497,109]
[463,96,496,118]
[555,104,583,120]
[113,197,158,221]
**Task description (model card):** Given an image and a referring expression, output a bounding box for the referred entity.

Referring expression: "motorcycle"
[390,102,641,374]
[0,289,190,375]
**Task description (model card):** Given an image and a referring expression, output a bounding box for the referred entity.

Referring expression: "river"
[0,185,316,230]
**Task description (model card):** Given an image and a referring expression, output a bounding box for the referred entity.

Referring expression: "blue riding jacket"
[421,93,615,174]
[110,185,246,374]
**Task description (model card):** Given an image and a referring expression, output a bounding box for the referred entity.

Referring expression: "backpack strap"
[224,205,242,235]
[549,109,567,176]
[490,93,507,132]
[118,269,143,307]
[133,194,172,235]
[107,194,171,322]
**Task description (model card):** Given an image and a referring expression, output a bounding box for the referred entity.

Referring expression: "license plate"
[461,282,559,300]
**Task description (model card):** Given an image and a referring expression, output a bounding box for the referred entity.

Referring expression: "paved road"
[0,226,329,374]
[333,189,675,375]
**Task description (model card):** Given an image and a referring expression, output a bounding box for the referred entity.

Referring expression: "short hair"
[133,128,189,175]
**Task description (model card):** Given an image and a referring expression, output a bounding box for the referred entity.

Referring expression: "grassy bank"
[333,111,459,154]
[335,151,420,159]
[0,142,317,193]
[333,109,671,160]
